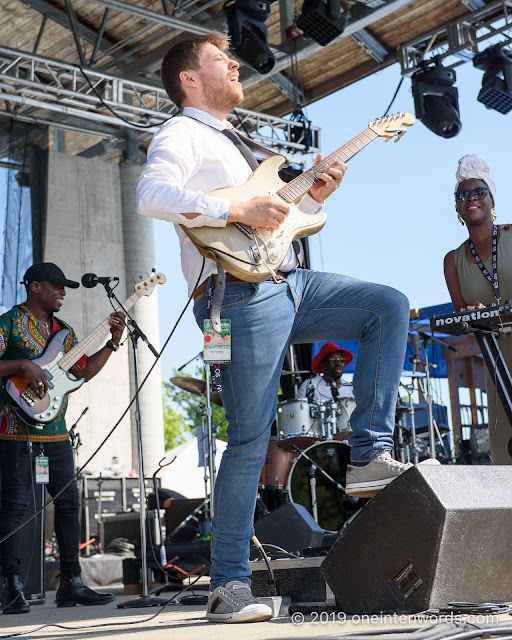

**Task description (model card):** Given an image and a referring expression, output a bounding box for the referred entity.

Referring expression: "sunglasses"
[454,186,489,203]
[327,357,346,364]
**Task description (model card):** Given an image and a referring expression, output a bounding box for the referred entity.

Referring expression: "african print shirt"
[0,304,86,442]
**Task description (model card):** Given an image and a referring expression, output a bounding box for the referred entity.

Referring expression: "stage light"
[225,0,276,74]
[411,61,461,138]
[297,0,349,46]
[474,44,512,114]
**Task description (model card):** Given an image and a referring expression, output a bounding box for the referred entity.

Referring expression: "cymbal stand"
[399,378,420,464]
[416,332,454,462]
[291,444,345,525]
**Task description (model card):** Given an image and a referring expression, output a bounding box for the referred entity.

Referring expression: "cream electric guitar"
[5,272,166,424]
[183,113,414,282]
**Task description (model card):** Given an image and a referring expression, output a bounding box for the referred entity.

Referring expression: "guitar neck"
[59,291,139,371]
[277,127,378,203]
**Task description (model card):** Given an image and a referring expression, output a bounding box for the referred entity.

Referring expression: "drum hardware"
[170,376,223,406]
[291,442,346,527]
[287,441,362,531]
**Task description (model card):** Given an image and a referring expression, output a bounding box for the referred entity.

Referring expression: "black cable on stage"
[251,535,276,596]
[383,76,404,117]
[0,563,212,639]
[0,259,206,548]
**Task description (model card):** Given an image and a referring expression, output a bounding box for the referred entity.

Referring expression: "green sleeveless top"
[454,225,512,306]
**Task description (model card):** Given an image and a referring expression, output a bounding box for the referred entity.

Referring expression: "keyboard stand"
[474,329,512,428]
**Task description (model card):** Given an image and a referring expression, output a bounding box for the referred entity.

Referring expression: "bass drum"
[287,441,363,531]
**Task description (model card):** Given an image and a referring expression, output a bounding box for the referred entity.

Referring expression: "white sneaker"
[346,451,441,498]
[206,580,273,623]
[345,451,413,498]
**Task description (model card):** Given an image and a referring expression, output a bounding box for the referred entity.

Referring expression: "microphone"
[81,273,119,288]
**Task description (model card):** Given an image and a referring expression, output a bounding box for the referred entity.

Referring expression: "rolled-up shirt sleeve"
[137,120,230,228]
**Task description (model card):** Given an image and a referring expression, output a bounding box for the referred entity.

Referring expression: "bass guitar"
[182,112,414,282]
[5,272,166,424]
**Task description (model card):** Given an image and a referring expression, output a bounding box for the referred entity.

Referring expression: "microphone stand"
[98,281,168,609]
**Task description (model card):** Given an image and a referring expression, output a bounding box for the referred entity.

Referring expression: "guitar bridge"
[21,389,36,406]
[249,244,262,263]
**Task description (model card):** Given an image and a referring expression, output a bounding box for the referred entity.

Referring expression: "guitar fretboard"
[278,128,378,203]
[58,291,139,371]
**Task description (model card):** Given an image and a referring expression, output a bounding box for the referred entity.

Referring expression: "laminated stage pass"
[203,319,231,363]
[35,456,49,484]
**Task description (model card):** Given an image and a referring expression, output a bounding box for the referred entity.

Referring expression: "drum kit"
[171,363,453,534]
[171,371,362,532]
[259,388,362,531]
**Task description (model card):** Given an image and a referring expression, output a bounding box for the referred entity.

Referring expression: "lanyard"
[468,224,500,302]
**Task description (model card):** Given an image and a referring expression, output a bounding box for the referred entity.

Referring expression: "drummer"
[298,342,354,402]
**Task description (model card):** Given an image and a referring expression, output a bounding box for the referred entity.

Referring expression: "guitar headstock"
[368,112,415,142]
[134,272,166,298]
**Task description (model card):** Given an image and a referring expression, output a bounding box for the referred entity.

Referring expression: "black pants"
[0,439,80,577]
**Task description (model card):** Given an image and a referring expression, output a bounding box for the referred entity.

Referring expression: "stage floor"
[2,584,512,640]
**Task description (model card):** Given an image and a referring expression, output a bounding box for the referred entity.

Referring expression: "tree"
[163,367,228,443]
[162,382,192,450]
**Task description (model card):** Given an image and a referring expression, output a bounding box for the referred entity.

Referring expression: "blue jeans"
[193,268,409,589]
[0,439,81,577]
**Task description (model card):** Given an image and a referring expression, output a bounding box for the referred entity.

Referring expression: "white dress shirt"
[137,107,322,295]
[298,374,354,402]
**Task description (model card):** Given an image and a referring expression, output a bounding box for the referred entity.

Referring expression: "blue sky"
[154,59,511,383]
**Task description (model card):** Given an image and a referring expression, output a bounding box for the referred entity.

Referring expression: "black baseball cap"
[21,263,80,289]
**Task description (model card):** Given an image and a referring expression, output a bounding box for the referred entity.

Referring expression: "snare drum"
[276,399,323,450]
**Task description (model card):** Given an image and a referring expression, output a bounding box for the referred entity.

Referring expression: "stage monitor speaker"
[19,483,46,603]
[321,466,512,614]
[254,503,324,554]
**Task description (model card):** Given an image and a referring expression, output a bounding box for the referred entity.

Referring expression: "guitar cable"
[0,259,206,549]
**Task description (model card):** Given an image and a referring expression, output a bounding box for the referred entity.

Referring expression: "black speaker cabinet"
[254,503,324,554]
[19,483,46,603]
[321,466,512,614]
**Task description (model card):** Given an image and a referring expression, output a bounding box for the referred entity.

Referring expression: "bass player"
[0,262,124,613]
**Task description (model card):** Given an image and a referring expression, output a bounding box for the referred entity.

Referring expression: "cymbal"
[169,377,223,406]
[401,371,426,378]
[280,370,311,375]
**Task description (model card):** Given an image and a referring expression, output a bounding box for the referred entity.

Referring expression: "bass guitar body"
[4,328,84,424]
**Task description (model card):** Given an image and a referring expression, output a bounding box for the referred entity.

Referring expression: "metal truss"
[399,0,512,76]
[0,45,320,154]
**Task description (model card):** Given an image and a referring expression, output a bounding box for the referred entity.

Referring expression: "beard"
[202,77,244,113]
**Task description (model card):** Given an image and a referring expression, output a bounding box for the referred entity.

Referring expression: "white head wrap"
[455,154,496,204]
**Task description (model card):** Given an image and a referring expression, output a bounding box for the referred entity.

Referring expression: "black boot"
[56,575,115,607]
[1,575,30,614]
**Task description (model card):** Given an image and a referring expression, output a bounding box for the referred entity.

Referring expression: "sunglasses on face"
[454,186,489,203]
[327,357,346,365]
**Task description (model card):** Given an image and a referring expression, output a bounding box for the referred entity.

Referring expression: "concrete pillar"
[119,159,166,481]
[44,151,132,473]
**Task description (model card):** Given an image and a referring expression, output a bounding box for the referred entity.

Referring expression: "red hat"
[311,342,354,374]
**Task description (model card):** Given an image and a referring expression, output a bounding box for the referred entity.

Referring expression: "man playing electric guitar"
[0,262,124,614]
[137,33,418,624]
